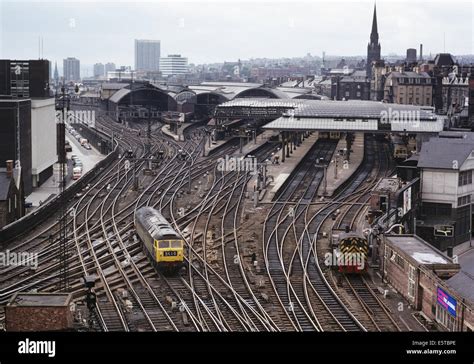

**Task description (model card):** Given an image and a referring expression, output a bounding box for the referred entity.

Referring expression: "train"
[332,227,368,274]
[390,133,417,163]
[318,131,341,140]
[135,207,185,274]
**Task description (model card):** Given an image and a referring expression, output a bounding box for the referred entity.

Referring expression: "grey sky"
[0,0,472,67]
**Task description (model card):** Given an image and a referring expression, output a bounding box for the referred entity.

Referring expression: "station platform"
[203,137,231,156]
[25,135,104,209]
[161,123,192,142]
[236,130,279,157]
[263,133,319,202]
[317,132,364,197]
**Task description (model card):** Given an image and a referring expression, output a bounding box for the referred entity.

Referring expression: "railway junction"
[0,95,472,335]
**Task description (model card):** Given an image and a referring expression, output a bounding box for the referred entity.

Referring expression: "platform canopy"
[215,98,445,133]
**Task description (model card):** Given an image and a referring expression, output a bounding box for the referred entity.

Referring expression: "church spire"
[367,2,381,80]
[370,3,379,44]
[371,4,378,36]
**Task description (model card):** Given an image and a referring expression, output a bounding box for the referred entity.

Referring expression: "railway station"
[1,0,474,358]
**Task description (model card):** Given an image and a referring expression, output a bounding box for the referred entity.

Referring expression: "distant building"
[93,63,105,78]
[135,39,161,72]
[332,70,370,100]
[106,69,136,81]
[384,71,433,106]
[370,60,388,101]
[406,48,417,63]
[53,62,59,86]
[105,62,116,75]
[159,55,188,77]
[366,4,381,80]
[63,57,80,82]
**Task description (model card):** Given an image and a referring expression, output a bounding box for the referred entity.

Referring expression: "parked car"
[83,143,91,150]
[72,167,82,180]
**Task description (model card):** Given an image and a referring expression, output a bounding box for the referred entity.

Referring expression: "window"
[458,170,472,186]
[415,97,420,104]
[8,198,11,213]
[436,305,456,331]
[408,280,416,299]
[171,240,182,248]
[458,195,471,206]
[395,254,405,269]
[408,265,416,300]
[158,241,170,248]
[345,91,350,97]
[356,91,361,97]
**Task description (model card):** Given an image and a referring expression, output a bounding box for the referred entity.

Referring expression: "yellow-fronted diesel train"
[135,207,184,274]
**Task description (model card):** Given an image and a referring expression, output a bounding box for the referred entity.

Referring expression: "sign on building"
[434,225,454,237]
[437,287,457,317]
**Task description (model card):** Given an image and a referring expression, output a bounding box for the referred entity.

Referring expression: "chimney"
[420,44,423,62]
[6,160,13,178]
[447,246,453,258]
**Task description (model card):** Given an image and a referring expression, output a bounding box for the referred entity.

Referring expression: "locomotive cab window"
[158,241,170,248]
[171,240,182,248]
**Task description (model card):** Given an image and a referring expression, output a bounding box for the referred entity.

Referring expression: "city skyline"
[0,0,472,67]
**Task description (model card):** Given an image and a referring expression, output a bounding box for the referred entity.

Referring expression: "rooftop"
[385,234,452,265]
[446,249,474,303]
[418,135,474,170]
[8,292,72,307]
[0,171,12,200]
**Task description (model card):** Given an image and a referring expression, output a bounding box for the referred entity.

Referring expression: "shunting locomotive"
[332,226,369,274]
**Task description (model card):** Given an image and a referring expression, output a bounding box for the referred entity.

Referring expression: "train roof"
[135,207,179,240]
[338,231,366,241]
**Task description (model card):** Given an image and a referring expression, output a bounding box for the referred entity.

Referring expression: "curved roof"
[109,84,175,104]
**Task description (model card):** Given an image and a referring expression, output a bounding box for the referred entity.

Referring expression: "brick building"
[381,235,473,331]
[384,71,433,106]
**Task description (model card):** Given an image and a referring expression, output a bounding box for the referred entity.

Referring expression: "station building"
[416,132,474,249]
[382,234,473,332]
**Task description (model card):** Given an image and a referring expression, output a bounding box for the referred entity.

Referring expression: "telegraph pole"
[55,84,76,292]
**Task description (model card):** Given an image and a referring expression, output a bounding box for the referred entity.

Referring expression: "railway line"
[0,102,407,333]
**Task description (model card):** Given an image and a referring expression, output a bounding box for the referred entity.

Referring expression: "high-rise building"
[366,4,381,80]
[159,55,188,77]
[63,57,80,82]
[105,62,116,75]
[406,48,417,63]
[135,40,161,72]
[93,63,105,78]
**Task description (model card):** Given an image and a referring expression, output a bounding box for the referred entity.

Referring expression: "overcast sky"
[0,0,473,68]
